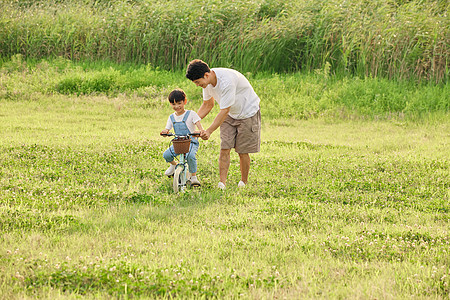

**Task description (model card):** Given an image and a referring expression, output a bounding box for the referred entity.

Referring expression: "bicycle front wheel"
[172,165,186,193]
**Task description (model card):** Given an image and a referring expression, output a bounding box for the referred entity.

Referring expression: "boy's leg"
[163,147,177,176]
[187,143,201,186]
[186,143,199,174]
[219,149,231,185]
[163,146,176,163]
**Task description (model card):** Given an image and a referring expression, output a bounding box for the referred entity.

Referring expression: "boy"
[160,89,204,186]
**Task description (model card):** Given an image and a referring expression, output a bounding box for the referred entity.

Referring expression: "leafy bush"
[1,58,448,117]
[56,73,117,95]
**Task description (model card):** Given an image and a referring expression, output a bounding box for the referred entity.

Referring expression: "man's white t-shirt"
[203,68,260,120]
[165,110,201,133]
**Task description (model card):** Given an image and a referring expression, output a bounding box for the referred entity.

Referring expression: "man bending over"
[186,59,261,190]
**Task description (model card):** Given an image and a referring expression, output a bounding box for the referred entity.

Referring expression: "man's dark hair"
[168,89,186,103]
[186,59,210,81]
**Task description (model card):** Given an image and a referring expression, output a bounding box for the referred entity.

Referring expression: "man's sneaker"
[238,181,246,188]
[164,164,176,176]
[218,182,226,190]
[190,176,201,187]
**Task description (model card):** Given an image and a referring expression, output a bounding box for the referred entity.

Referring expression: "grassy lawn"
[0,0,448,296]
[0,86,448,298]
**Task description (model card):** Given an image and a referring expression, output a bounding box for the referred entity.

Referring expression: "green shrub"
[56,73,117,95]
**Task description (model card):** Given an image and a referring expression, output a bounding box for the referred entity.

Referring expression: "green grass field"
[0,59,449,298]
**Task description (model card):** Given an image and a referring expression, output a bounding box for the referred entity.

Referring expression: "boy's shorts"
[220,109,261,154]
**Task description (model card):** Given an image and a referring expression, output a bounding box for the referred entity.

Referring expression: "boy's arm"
[160,128,170,135]
[194,120,204,131]
[161,116,172,135]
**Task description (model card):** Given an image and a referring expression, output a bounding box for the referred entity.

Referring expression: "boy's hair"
[168,89,186,103]
[186,59,210,81]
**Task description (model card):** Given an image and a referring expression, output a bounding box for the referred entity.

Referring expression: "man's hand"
[200,129,211,140]
[199,107,230,140]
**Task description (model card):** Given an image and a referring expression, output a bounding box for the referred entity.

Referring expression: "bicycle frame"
[161,132,200,193]
[173,151,189,192]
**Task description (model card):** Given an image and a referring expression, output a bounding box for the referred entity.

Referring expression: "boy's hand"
[160,129,169,136]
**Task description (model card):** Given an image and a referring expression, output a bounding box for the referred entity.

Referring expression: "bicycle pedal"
[189,181,201,187]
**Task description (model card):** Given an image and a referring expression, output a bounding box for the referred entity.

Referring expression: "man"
[186,59,261,190]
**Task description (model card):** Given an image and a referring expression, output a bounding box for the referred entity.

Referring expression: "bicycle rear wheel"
[172,165,186,193]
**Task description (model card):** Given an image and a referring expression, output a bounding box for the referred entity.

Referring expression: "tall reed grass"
[0,0,448,83]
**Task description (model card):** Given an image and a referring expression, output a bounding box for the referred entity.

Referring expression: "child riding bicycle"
[160,89,204,186]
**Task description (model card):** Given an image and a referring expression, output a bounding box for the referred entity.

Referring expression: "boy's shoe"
[218,182,226,190]
[164,164,176,176]
[238,181,246,188]
[190,176,201,187]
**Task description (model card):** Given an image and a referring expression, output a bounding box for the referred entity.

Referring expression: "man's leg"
[219,149,231,184]
[235,110,260,185]
[238,153,250,184]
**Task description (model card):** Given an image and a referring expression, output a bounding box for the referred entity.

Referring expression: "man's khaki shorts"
[220,109,261,154]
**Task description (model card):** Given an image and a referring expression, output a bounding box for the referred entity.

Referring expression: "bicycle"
[160,132,200,193]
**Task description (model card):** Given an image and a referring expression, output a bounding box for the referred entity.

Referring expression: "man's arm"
[197,98,215,119]
[201,107,230,140]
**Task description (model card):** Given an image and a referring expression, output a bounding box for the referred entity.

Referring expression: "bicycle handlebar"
[160,132,200,138]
